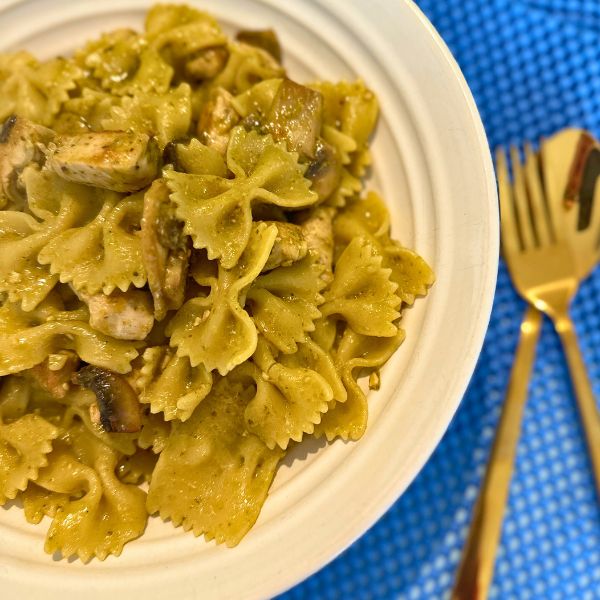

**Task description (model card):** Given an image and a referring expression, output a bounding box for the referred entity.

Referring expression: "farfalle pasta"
[103,84,193,149]
[138,347,212,421]
[166,127,317,268]
[167,222,278,373]
[0,52,81,127]
[247,254,325,353]
[39,191,148,296]
[0,3,433,560]
[30,421,147,562]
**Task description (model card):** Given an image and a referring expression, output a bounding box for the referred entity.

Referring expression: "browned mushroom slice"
[196,87,240,155]
[185,46,229,80]
[75,365,142,433]
[305,138,342,202]
[0,115,55,207]
[23,351,80,399]
[262,221,308,272]
[45,131,160,192]
[141,179,190,320]
[266,79,323,158]
[236,29,282,63]
[298,207,335,283]
[83,289,155,340]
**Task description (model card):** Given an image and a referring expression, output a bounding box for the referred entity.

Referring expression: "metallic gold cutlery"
[542,129,600,281]
[452,131,600,600]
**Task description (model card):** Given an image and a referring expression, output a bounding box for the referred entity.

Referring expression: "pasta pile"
[0,4,433,560]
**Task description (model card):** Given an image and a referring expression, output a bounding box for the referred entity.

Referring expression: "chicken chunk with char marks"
[45,131,160,192]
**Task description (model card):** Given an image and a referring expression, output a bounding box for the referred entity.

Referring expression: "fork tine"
[510,145,536,250]
[524,143,553,246]
[496,147,521,258]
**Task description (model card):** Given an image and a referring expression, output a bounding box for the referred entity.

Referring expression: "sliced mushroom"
[297,207,335,283]
[305,138,342,201]
[141,179,190,320]
[185,46,229,80]
[266,79,323,158]
[80,289,155,340]
[0,115,55,207]
[74,365,142,433]
[45,131,160,192]
[236,29,282,63]
[261,221,308,272]
[196,87,240,155]
[23,351,80,399]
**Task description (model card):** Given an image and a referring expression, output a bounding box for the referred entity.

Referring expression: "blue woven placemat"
[279,1,600,598]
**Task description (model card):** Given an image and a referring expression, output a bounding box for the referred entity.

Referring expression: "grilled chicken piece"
[266,79,323,158]
[24,351,80,399]
[236,29,282,63]
[185,46,229,80]
[80,289,155,340]
[141,180,190,320]
[0,115,54,207]
[298,207,335,283]
[262,221,308,272]
[46,131,160,192]
[75,365,142,433]
[197,87,240,155]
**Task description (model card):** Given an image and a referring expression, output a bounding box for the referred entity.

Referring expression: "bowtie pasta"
[0,3,434,561]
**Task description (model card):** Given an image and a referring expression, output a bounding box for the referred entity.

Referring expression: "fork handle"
[555,314,600,500]
[451,306,542,600]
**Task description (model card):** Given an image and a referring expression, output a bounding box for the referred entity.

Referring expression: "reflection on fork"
[541,129,600,278]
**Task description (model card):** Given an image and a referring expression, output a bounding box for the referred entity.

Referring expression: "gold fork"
[500,143,600,491]
[453,139,600,600]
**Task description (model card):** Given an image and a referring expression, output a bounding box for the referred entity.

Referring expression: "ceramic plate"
[0,1,498,598]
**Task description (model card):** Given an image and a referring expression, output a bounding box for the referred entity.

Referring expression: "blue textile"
[280,1,600,598]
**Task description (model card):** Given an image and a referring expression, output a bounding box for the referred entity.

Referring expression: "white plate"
[0,1,498,598]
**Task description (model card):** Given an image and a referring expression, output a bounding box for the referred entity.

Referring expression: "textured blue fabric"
[279,1,600,598]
